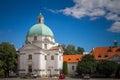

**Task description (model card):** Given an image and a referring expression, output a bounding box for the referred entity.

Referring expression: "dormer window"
[34,36,37,41]
[76,58,79,61]
[116,48,120,52]
[105,54,108,57]
[68,58,71,61]
[98,54,101,58]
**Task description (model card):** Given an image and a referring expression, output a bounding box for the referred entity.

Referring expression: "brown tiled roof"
[63,54,83,63]
[90,46,120,60]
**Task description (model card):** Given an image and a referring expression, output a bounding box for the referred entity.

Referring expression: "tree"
[0,42,16,77]
[61,44,84,54]
[77,54,96,75]
[96,60,118,77]
[63,61,68,75]
[66,44,76,54]
[115,64,120,78]
[61,44,67,54]
[82,54,95,61]
[0,60,4,75]
[77,47,84,54]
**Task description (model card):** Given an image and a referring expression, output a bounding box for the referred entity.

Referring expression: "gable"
[108,54,120,61]
[19,44,41,51]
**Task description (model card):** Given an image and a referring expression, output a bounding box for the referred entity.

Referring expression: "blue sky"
[0,0,120,52]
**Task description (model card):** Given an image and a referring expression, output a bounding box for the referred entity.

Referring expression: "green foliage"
[96,60,118,77]
[115,64,120,78]
[66,44,76,54]
[82,54,95,61]
[63,61,68,75]
[77,54,96,75]
[61,44,84,54]
[77,47,84,54]
[0,42,16,77]
[0,60,4,75]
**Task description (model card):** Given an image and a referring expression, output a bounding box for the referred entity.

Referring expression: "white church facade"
[17,13,63,77]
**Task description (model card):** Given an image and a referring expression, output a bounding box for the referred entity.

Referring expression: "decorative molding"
[55,53,59,55]
[19,53,25,55]
[54,69,59,71]
[34,69,45,71]
[19,69,25,71]
[34,53,42,55]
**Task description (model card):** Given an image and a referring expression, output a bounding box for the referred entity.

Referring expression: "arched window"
[28,55,32,60]
[51,55,54,60]
[34,36,37,41]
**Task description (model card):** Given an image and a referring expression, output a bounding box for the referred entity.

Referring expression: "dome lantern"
[38,13,44,24]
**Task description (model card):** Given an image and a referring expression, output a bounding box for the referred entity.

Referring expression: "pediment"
[19,44,41,51]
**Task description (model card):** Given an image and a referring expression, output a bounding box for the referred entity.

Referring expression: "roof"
[90,46,120,60]
[27,24,54,37]
[63,54,83,63]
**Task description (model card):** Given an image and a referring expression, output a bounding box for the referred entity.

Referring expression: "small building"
[17,13,63,77]
[63,54,83,75]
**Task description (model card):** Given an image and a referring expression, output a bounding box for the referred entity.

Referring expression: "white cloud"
[106,13,120,21]
[48,0,120,33]
[60,0,120,18]
[107,22,120,32]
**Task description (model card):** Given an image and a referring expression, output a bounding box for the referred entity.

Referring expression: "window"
[28,65,32,72]
[28,55,32,60]
[105,54,108,57]
[72,66,75,70]
[51,55,54,60]
[116,48,120,52]
[44,44,47,49]
[45,55,47,60]
[98,54,101,58]
[34,36,37,41]
[68,58,71,61]
[76,58,79,61]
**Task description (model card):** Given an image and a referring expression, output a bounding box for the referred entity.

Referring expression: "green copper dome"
[27,23,54,37]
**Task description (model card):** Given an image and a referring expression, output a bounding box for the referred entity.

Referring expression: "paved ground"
[0,77,58,80]
[0,78,120,80]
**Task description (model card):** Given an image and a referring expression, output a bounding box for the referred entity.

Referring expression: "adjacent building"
[17,13,63,77]
[90,40,120,64]
[63,54,83,75]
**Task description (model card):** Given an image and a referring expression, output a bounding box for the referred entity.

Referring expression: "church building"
[17,13,63,77]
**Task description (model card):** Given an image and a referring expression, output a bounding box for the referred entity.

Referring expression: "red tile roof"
[63,54,83,63]
[90,46,120,60]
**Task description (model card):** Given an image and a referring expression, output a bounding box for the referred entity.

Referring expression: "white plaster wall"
[19,54,27,74]
[108,55,120,64]
[68,63,77,75]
